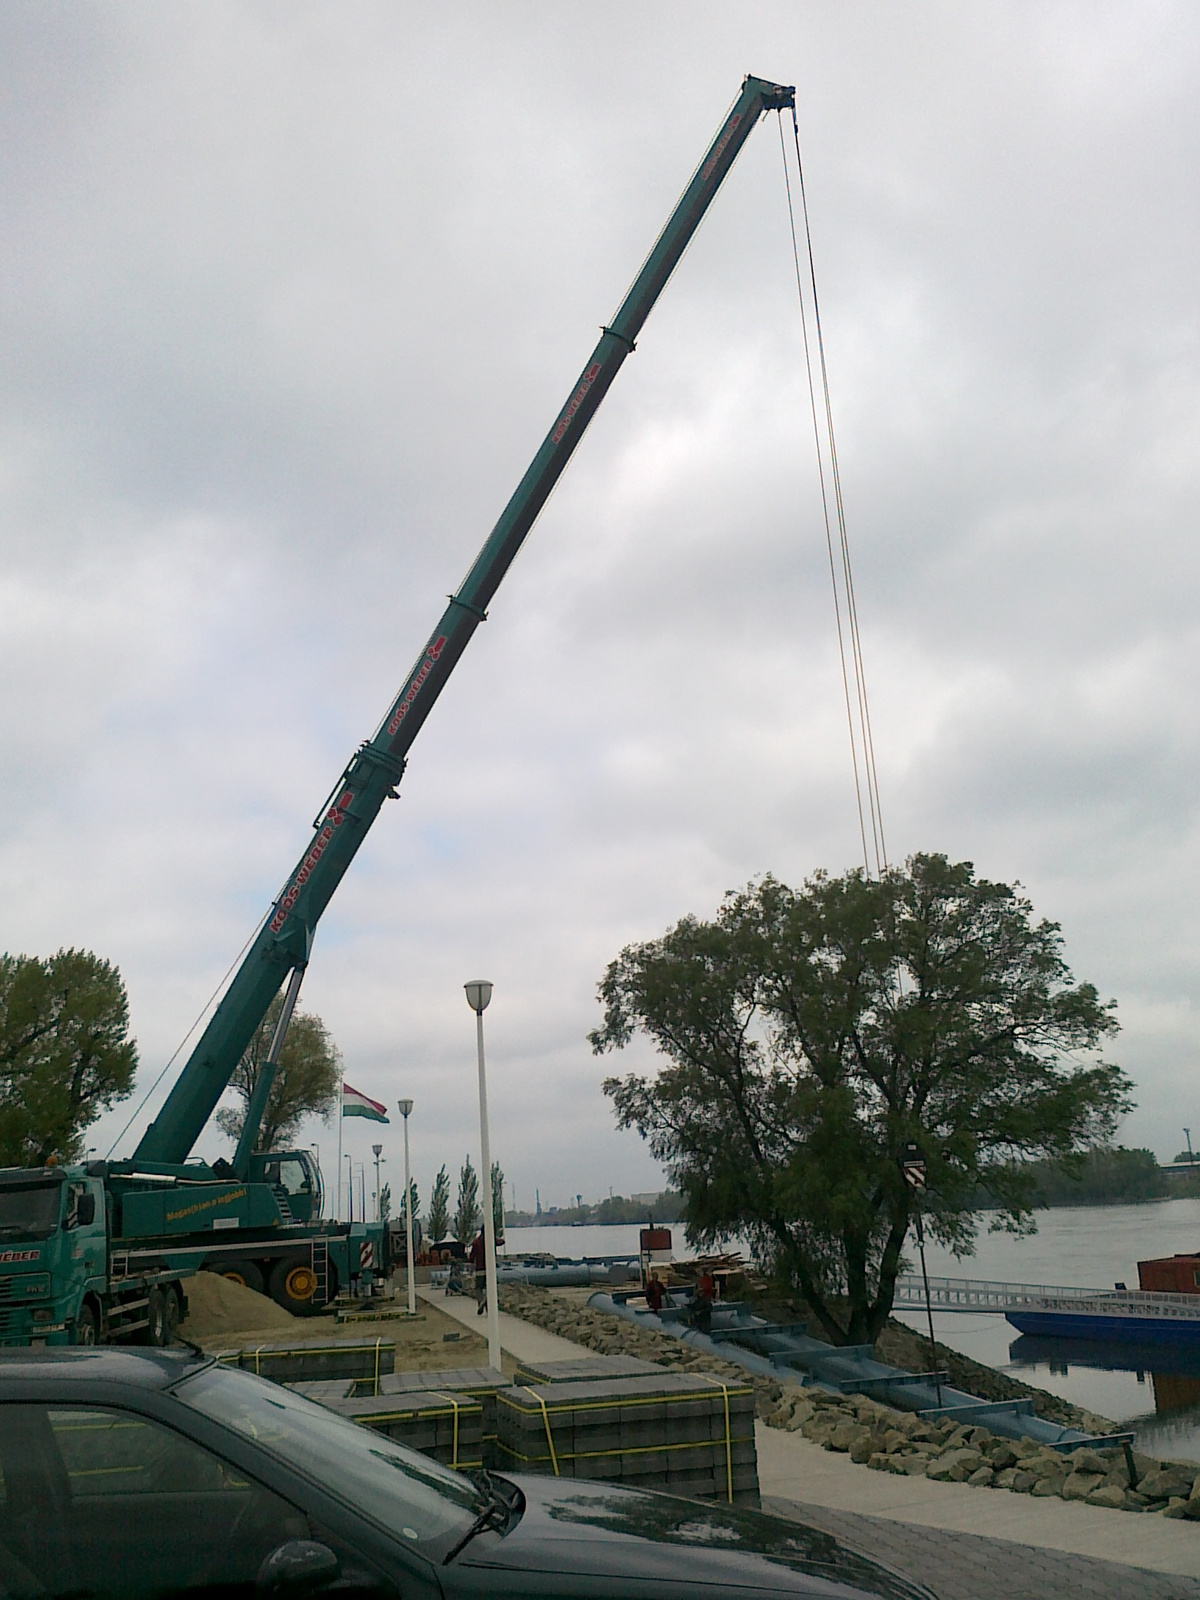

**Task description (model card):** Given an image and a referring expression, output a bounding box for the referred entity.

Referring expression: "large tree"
[0,949,138,1165]
[592,854,1130,1346]
[214,992,340,1153]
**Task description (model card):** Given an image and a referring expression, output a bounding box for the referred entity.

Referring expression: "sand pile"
[178,1272,493,1372]
[180,1271,298,1343]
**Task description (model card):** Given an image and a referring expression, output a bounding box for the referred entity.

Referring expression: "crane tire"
[72,1301,99,1346]
[163,1284,182,1344]
[216,1260,265,1295]
[139,1287,168,1347]
[269,1257,320,1316]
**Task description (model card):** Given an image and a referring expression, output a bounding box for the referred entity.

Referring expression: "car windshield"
[0,1180,61,1238]
[177,1363,484,1557]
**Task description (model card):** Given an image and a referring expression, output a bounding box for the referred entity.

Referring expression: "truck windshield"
[0,1181,61,1238]
[177,1364,486,1560]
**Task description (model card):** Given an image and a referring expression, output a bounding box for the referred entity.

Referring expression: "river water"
[505,1201,1200,1455]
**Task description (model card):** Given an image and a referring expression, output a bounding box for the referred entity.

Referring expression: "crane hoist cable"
[776,109,888,880]
[104,906,272,1158]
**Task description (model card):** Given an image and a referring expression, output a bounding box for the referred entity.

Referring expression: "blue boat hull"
[1006,1310,1200,1345]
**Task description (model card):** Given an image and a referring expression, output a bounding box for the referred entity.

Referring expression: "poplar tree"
[455,1154,480,1242]
[427,1164,451,1242]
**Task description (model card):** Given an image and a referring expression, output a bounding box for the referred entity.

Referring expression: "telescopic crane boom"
[134,74,796,1168]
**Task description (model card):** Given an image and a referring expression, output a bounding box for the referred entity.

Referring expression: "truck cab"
[248,1149,322,1223]
[0,1164,106,1345]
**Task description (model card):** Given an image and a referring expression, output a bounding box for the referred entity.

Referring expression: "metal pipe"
[587,1292,1126,1450]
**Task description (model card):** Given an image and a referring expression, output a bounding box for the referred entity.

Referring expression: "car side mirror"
[256,1540,340,1596]
[76,1193,96,1227]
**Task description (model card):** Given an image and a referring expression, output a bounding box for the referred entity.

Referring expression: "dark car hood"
[454,1476,933,1598]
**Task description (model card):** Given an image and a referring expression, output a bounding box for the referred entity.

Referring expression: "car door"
[0,1400,431,1600]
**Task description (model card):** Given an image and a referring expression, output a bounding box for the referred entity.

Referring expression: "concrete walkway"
[415,1284,592,1364]
[756,1424,1200,1581]
[421,1284,1200,1582]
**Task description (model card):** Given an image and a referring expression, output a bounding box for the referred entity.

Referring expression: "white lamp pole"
[464,980,501,1372]
[398,1098,416,1315]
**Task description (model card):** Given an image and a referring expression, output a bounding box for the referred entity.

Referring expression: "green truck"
[0,73,795,1347]
[0,1151,385,1345]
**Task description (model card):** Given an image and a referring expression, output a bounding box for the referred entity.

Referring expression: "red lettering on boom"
[271,637,447,934]
[384,635,447,738]
[551,362,602,445]
[700,112,742,182]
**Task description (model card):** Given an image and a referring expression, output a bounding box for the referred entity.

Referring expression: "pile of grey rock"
[498,1283,786,1417]
[766,1389,1200,1518]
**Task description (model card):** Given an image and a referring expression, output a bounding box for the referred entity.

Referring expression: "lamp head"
[372,1143,383,1158]
[464,980,494,1014]
[398,1098,413,1117]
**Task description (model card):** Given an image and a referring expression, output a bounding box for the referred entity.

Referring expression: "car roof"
[0,1347,211,1390]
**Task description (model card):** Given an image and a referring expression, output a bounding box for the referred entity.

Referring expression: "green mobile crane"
[0,75,795,1345]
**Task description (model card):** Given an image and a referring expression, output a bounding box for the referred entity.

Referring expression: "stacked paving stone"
[514,1355,665,1383]
[495,1370,759,1505]
[767,1388,1200,1518]
[377,1367,508,1466]
[218,1336,395,1388]
[289,1377,355,1402]
[323,1390,484,1470]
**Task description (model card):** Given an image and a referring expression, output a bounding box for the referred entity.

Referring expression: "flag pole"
[336,1084,345,1223]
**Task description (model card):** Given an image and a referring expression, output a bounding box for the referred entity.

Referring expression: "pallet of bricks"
[496,1357,758,1505]
[286,1368,504,1471]
[214,1337,395,1390]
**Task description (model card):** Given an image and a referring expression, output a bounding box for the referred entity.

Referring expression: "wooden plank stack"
[495,1370,758,1505]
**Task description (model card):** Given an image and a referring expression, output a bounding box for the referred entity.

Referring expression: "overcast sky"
[3,3,1199,1221]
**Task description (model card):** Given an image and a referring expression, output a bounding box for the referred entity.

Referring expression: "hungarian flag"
[342,1083,389,1123]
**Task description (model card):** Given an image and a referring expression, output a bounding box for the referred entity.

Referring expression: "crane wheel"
[269,1258,320,1315]
[217,1260,265,1294]
[139,1287,168,1346]
[71,1301,99,1346]
[163,1284,181,1344]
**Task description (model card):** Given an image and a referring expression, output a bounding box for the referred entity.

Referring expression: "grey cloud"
[3,3,1199,1202]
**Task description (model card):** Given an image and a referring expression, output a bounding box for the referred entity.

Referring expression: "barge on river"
[1002,1255,1200,1344]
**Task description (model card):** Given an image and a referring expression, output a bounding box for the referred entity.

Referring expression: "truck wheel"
[163,1285,181,1344]
[139,1287,168,1347]
[72,1302,99,1346]
[217,1261,265,1294]
[269,1258,320,1316]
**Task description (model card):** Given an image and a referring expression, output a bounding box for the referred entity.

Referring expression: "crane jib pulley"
[132,74,796,1168]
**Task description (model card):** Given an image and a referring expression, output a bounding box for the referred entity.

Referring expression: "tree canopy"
[592,854,1130,1345]
[215,992,340,1153]
[0,949,138,1166]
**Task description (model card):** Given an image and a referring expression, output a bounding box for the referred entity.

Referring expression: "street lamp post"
[465,980,501,1373]
[398,1099,416,1315]
[1186,1128,1194,1165]
[372,1143,384,1221]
